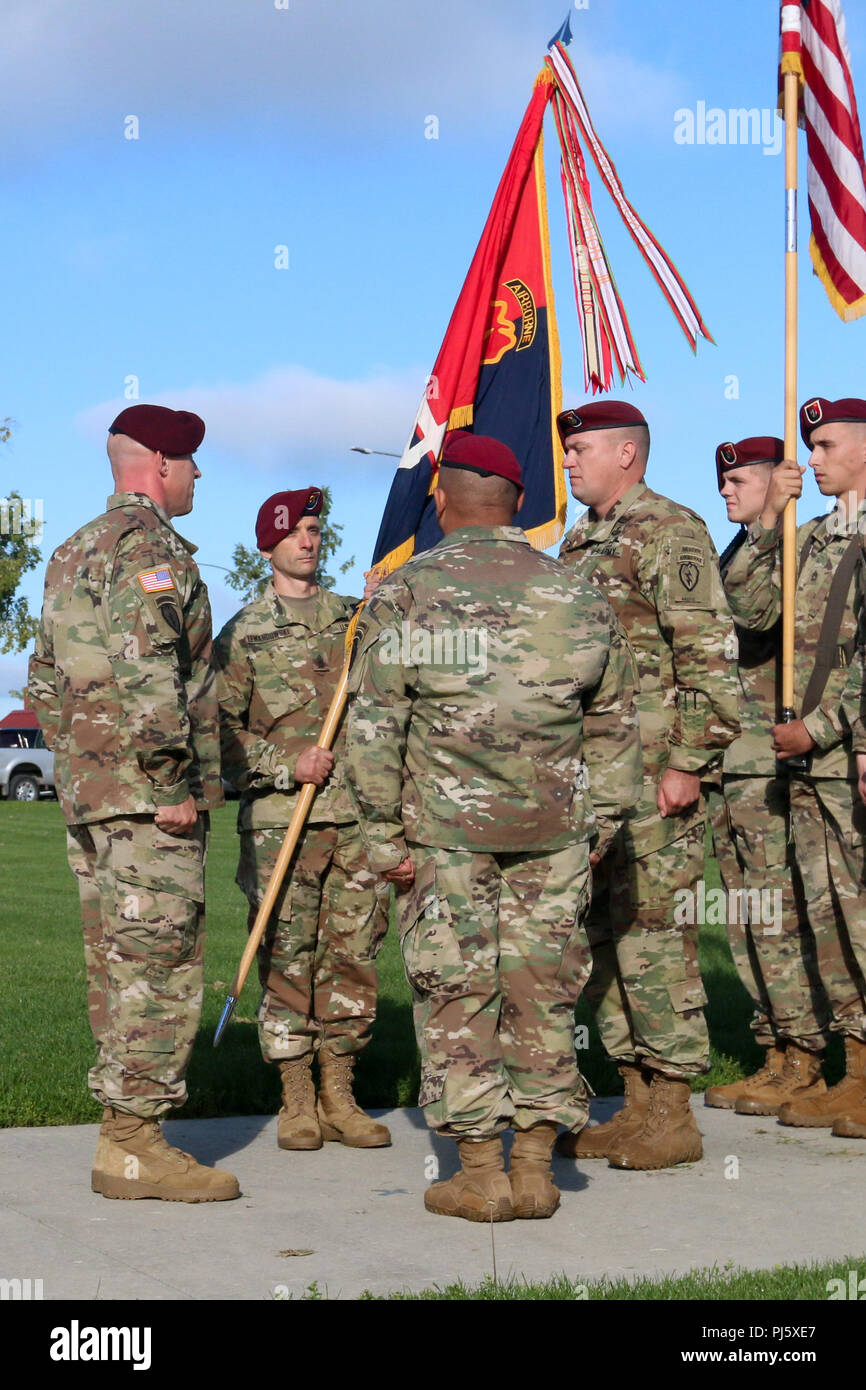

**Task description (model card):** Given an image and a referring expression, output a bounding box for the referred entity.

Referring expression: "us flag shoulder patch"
[137,567,175,594]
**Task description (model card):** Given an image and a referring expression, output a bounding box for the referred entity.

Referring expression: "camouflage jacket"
[719,527,781,777]
[841,622,866,754]
[724,509,863,780]
[28,491,223,824]
[559,480,740,852]
[213,584,358,830]
[345,525,642,872]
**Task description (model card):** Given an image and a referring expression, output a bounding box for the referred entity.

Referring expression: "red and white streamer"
[546,41,713,361]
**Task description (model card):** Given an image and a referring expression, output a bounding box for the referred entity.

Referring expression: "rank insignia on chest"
[137,567,175,594]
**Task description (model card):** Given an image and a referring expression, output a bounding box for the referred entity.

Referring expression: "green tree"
[225,485,355,603]
[0,419,42,654]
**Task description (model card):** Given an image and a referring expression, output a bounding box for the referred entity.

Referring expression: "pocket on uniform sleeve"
[396,857,467,996]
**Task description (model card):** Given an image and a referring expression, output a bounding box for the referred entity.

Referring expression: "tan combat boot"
[317,1049,391,1148]
[90,1106,116,1179]
[831,1076,866,1138]
[704,1044,785,1110]
[555,1062,651,1159]
[734,1043,825,1115]
[277,1055,322,1150]
[424,1136,514,1221]
[91,1113,240,1201]
[779,1036,866,1128]
[607,1075,703,1170]
[509,1122,560,1219]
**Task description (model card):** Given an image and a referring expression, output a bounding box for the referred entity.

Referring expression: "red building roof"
[0,710,39,729]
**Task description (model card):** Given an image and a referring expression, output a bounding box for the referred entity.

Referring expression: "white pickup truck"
[0,711,56,801]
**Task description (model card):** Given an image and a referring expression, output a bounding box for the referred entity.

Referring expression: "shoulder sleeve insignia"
[137,567,175,594]
[157,601,182,635]
[679,561,700,591]
[666,539,713,607]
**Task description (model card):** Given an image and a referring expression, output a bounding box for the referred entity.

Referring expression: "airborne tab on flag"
[137,567,175,594]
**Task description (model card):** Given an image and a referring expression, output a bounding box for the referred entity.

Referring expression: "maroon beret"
[255,487,323,552]
[557,401,648,443]
[800,396,866,445]
[715,436,784,490]
[440,430,523,492]
[109,404,205,455]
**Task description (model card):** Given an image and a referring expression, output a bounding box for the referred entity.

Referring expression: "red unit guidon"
[369,31,711,577]
[371,73,564,573]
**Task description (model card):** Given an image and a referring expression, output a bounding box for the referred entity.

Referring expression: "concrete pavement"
[2,1097,865,1300]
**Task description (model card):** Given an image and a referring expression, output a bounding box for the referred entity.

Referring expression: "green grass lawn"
[357,1255,865,1301]
[0,801,843,1127]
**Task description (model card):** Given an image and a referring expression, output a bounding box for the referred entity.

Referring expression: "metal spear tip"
[213,995,238,1048]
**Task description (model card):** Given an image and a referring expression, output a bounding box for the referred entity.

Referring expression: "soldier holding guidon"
[555,401,740,1170]
[212,488,390,1152]
[723,397,866,1137]
[346,431,642,1222]
[705,436,831,1115]
[28,404,239,1202]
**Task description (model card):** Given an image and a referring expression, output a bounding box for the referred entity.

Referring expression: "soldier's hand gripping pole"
[213,658,351,1047]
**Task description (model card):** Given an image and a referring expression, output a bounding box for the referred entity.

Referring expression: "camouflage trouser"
[584,820,709,1079]
[66,814,209,1119]
[787,777,866,1041]
[237,821,388,1062]
[395,841,593,1139]
[708,777,829,1050]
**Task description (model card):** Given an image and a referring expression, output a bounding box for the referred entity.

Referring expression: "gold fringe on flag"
[525,130,567,553]
[809,234,866,321]
[447,404,475,430]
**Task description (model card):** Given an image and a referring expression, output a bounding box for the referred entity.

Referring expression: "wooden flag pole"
[213,657,351,1046]
[781,67,800,721]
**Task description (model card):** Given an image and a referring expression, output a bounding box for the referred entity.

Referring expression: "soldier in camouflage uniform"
[213,487,390,1151]
[838,647,866,1138]
[555,401,740,1171]
[705,435,830,1115]
[724,397,866,1135]
[28,404,239,1201]
[346,432,642,1222]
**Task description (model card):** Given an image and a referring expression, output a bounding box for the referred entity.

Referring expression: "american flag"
[137,568,174,593]
[781,0,866,319]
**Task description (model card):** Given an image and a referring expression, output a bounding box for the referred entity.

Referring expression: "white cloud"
[75,363,426,468]
[0,0,682,158]
[577,48,682,135]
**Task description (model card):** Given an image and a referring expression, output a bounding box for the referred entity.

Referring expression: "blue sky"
[3,0,865,717]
